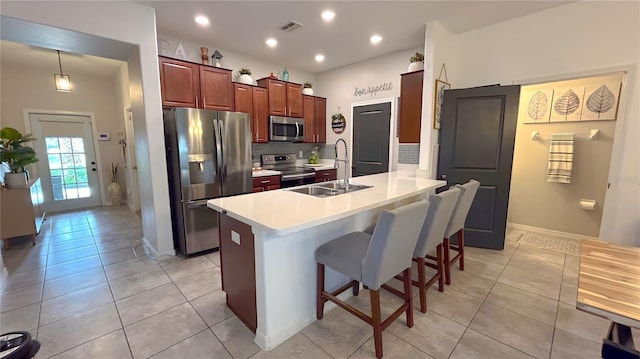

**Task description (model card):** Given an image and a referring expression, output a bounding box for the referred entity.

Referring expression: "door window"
[45,137,90,200]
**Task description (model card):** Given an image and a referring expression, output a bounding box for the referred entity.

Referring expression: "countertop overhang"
[208,172,446,236]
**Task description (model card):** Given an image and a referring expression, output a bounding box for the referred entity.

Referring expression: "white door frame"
[123,107,140,213]
[23,108,107,207]
[350,97,397,174]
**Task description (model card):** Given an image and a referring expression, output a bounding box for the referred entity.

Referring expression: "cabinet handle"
[323,173,330,176]
[261,180,270,184]
[195,97,199,108]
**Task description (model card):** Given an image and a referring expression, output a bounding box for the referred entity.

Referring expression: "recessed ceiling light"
[315,54,325,62]
[370,35,383,45]
[321,10,335,22]
[194,15,209,26]
[266,38,278,48]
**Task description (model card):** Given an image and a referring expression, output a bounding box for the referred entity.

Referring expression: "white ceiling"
[0,40,125,77]
[139,1,571,73]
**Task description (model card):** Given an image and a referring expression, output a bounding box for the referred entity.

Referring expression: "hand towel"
[547,133,575,183]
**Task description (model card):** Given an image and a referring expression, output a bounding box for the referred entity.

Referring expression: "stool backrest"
[445,179,480,238]
[414,187,461,258]
[362,200,429,290]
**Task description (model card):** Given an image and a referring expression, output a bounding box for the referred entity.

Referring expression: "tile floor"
[0,206,618,358]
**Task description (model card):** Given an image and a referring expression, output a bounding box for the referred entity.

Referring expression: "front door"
[438,85,520,249]
[30,113,101,212]
[352,102,391,176]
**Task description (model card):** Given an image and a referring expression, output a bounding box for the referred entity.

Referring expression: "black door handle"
[91,161,96,165]
[92,168,97,172]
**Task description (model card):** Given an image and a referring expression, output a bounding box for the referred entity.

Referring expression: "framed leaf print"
[550,87,584,122]
[433,79,450,129]
[581,82,621,121]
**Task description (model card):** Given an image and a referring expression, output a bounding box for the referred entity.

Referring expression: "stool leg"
[443,237,451,285]
[370,289,383,359]
[416,257,427,313]
[403,267,414,327]
[352,281,360,296]
[2,238,9,250]
[436,243,444,292]
[31,234,37,246]
[317,263,325,320]
[459,230,465,271]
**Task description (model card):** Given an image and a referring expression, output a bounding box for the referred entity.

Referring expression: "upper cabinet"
[302,95,327,143]
[234,83,269,143]
[257,78,303,118]
[159,56,233,111]
[398,70,424,143]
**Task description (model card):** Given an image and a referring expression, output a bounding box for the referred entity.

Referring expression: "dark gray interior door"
[438,85,520,250]
[352,102,390,177]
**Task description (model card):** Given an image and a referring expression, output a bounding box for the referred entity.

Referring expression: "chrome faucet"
[334,138,349,187]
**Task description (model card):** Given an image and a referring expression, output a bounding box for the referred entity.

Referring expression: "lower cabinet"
[219,213,257,332]
[1,178,45,248]
[252,175,281,192]
[315,169,337,182]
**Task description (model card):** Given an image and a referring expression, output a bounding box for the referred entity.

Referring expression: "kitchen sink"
[287,182,373,197]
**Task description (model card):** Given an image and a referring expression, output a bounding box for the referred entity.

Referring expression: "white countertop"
[251,170,281,178]
[208,172,446,235]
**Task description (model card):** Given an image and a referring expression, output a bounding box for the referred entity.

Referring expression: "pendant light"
[54,50,71,92]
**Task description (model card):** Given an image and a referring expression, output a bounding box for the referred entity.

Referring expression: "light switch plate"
[231,230,241,245]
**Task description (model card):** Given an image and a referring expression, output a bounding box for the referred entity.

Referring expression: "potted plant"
[302,82,314,95]
[238,68,253,85]
[408,52,424,72]
[0,127,38,188]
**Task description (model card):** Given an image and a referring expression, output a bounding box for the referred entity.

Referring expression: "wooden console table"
[577,239,640,358]
[1,178,46,249]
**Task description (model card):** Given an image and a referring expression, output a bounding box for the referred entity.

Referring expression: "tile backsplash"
[398,144,420,164]
[251,143,333,162]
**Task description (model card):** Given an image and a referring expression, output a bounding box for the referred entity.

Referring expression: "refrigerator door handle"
[295,122,300,139]
[218,120,226,181]
[213,119,224,184]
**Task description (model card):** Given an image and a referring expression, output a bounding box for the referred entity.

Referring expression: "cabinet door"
[252,87,269,143]
[234,83,253,114]
[267,80,286,116]
[302,95,315,143]
[315,169,337,182]
[200,66,233,111]
[314,97,327,143]
[287,83,303,117]
[399,70,424,143]
[159,57,199,108]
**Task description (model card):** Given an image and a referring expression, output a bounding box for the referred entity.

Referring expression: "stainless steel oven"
[269,116,304,142]
[261,153,316,188]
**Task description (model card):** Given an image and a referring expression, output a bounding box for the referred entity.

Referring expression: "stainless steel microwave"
[269,116,304,142]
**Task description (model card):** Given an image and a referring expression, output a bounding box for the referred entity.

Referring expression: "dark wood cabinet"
[234,84,268,143]
[315,169,337,182]
[302,95,327,143]
[159,56,233,110]
[252,175,281,192]
[219,213,257,332]
[399,70,424,143]
[257,78,303,118]
[234,83,253,114]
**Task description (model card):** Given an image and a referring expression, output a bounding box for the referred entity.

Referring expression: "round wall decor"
[331,113,346,134]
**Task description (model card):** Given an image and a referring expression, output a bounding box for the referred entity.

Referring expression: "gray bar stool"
[443,179,480,285]
[315,200,429,359]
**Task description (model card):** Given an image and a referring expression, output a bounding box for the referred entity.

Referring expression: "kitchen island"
[207,172,445,350]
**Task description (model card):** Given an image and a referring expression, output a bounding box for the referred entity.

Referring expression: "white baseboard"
[508,222,599,241]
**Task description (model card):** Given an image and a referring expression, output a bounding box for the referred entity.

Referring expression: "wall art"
[433,79,450,129]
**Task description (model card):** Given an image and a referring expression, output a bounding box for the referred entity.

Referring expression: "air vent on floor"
[280,21,304,32]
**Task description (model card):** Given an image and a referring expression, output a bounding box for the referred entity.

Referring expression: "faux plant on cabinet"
[238,68,253,85]
[408,52,424,72]
[303,82,314,95]
[0,127,39,188]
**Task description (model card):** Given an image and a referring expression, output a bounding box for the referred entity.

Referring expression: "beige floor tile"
[513,244,566,265]
[40,283,114,326]
[205,250,221,266]
[47,230,93,243]
[125,302,207,359]
[96,237,140,253]
[150,329,231,359]
[251,333,331,359]
[469,303,553,358]
[116,283,186,326]
[50,329,132,359]
[424,286,482,326]
[46,245,99,266]
[0,282,42,313]
[449,329,534,359]
[1,267,45,292]
[103,257,158,281]
[555,303,610,343]
[485,282,558,326]
[0,302,40,333]
[161,256,215,281]
[109,266,172,300]
[550,329,601,359]
[36,303,122,359]
[350,332,433,359]
[99,247,139,266]
[562,257,579,285]
[2,250,48,273]
[211,316,261,359]
[45,255,103,281]
[173,266,222,300]
[189,289,234,327]
[43,267,107,300]
[447,269,495,300]
[389,309,466,359]
[460,256,505,280]
[497,257,563,300]
[464,246,514,266]
[48,237,96,254]
[559,281,577,306]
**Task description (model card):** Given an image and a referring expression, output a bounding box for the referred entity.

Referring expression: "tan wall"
[508,113,616,237]
[0,63,125,205]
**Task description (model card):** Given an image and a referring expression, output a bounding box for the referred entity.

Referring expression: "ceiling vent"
[280,21,304,33]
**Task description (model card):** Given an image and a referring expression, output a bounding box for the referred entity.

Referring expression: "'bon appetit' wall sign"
[353,82,393,97]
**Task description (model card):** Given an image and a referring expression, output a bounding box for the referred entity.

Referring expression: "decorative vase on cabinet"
[407,61,424,72]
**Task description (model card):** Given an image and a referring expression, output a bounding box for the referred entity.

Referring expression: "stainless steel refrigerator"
[163,108,252,255]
